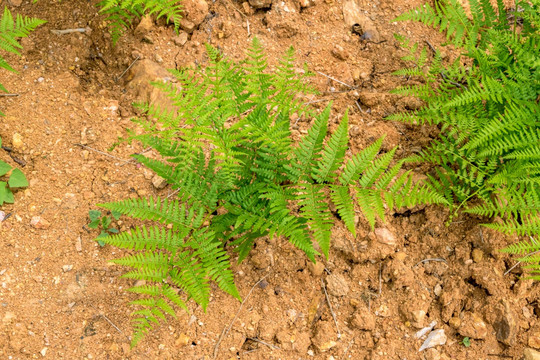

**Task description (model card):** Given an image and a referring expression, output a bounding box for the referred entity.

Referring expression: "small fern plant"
[389,0,539,218]
[389,0,540,274]
[0,7,45,113]
[98,38,446,346]
[98,0,182,44]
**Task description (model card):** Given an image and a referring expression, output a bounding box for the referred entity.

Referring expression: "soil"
[0,0,534,359]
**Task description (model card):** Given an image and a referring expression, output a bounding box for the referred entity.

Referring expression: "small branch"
[316,71,356,89]
[414,258,447,267]
[247,337,280,350]
[213,274,271,359]
[0,93,19,97]
[505,237,540,275]
[321,278,341,339]
[115,55,140,82]
[51,27,90,35]
[74,143,129,163]
[355,100,365,113]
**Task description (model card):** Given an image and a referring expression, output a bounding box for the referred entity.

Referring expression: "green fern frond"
[0,7,44,108]
[98,0,182,44]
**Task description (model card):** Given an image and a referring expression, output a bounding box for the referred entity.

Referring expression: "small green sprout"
[88,210,122,246]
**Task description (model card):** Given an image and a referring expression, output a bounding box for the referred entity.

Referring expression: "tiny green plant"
[0,7,45,113]
[0,136,28,206]
[96,38,446,346]
[389,0,539,255]
[98,0,182,44]
[88,210,122,246]
[462,337,471,347]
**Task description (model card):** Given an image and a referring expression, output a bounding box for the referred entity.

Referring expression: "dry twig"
[316,71,356,89]
[213,273,271,359]
[321,278,341,339]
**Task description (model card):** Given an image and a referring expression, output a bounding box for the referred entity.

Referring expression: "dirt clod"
[325,273,350,296]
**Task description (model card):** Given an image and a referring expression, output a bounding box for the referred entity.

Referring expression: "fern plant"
[0,7,45,113]
[389,0,540,273]
[98,0,182,44]
[98,38,446,346]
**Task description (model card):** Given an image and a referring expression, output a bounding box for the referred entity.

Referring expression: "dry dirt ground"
[0,0,537,359]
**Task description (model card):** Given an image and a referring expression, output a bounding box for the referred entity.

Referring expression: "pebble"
[350,307,376,330]
[458,312,488,339]
[40,347,48,356]
[472,248,484,262]
[248,0,271,8]
[525,348,540,360]
[0,211,5,222]
[494,300,517,345]
[419,329,447,351]
[62,265,74,272]
[173,32,189,46]
[307,261,325,276]
[151,174,168,189]
[529,327,540,349]
[30,216,50,230]
[312,321,338,352]
[374,228,397,246]
[134,15,154,37]
[12,133,23,150]
[183,0,210,25]
[175,333,189,347]
[326,273,350,296]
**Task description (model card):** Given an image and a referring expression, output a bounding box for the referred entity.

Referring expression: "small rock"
[0,211,6,222]
[493,299,517,346]
[434,284,443,297]
[12,133,23,150]
[472,248,484,263]
[40,347,48,357]
[350,306,376,330]
[62,265,74,272]
[374,228,397,246]
[459,312,488,339]
[325,273,350,296]
[448,316,461,329]
[297,0,315,7]
[31,216,50,230]
[151,174,168,189]
[331,45,349,61]
[179,19,196,33]
[416,321,437,339]
[75,236,83,252]
[528,327,540,349]
[312,321,337,352]
[249,0,271,8]
[525,348,540,360]
[134,15,154,37]
[175,333,189,347]
[182,0,209,26]
[307,261,325,276]
[173,32,189,46]
[419,329,447,352]
[10,0,22,6]
[154,54,163,63]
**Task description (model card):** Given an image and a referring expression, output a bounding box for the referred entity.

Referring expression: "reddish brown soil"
[0,0,534,359]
